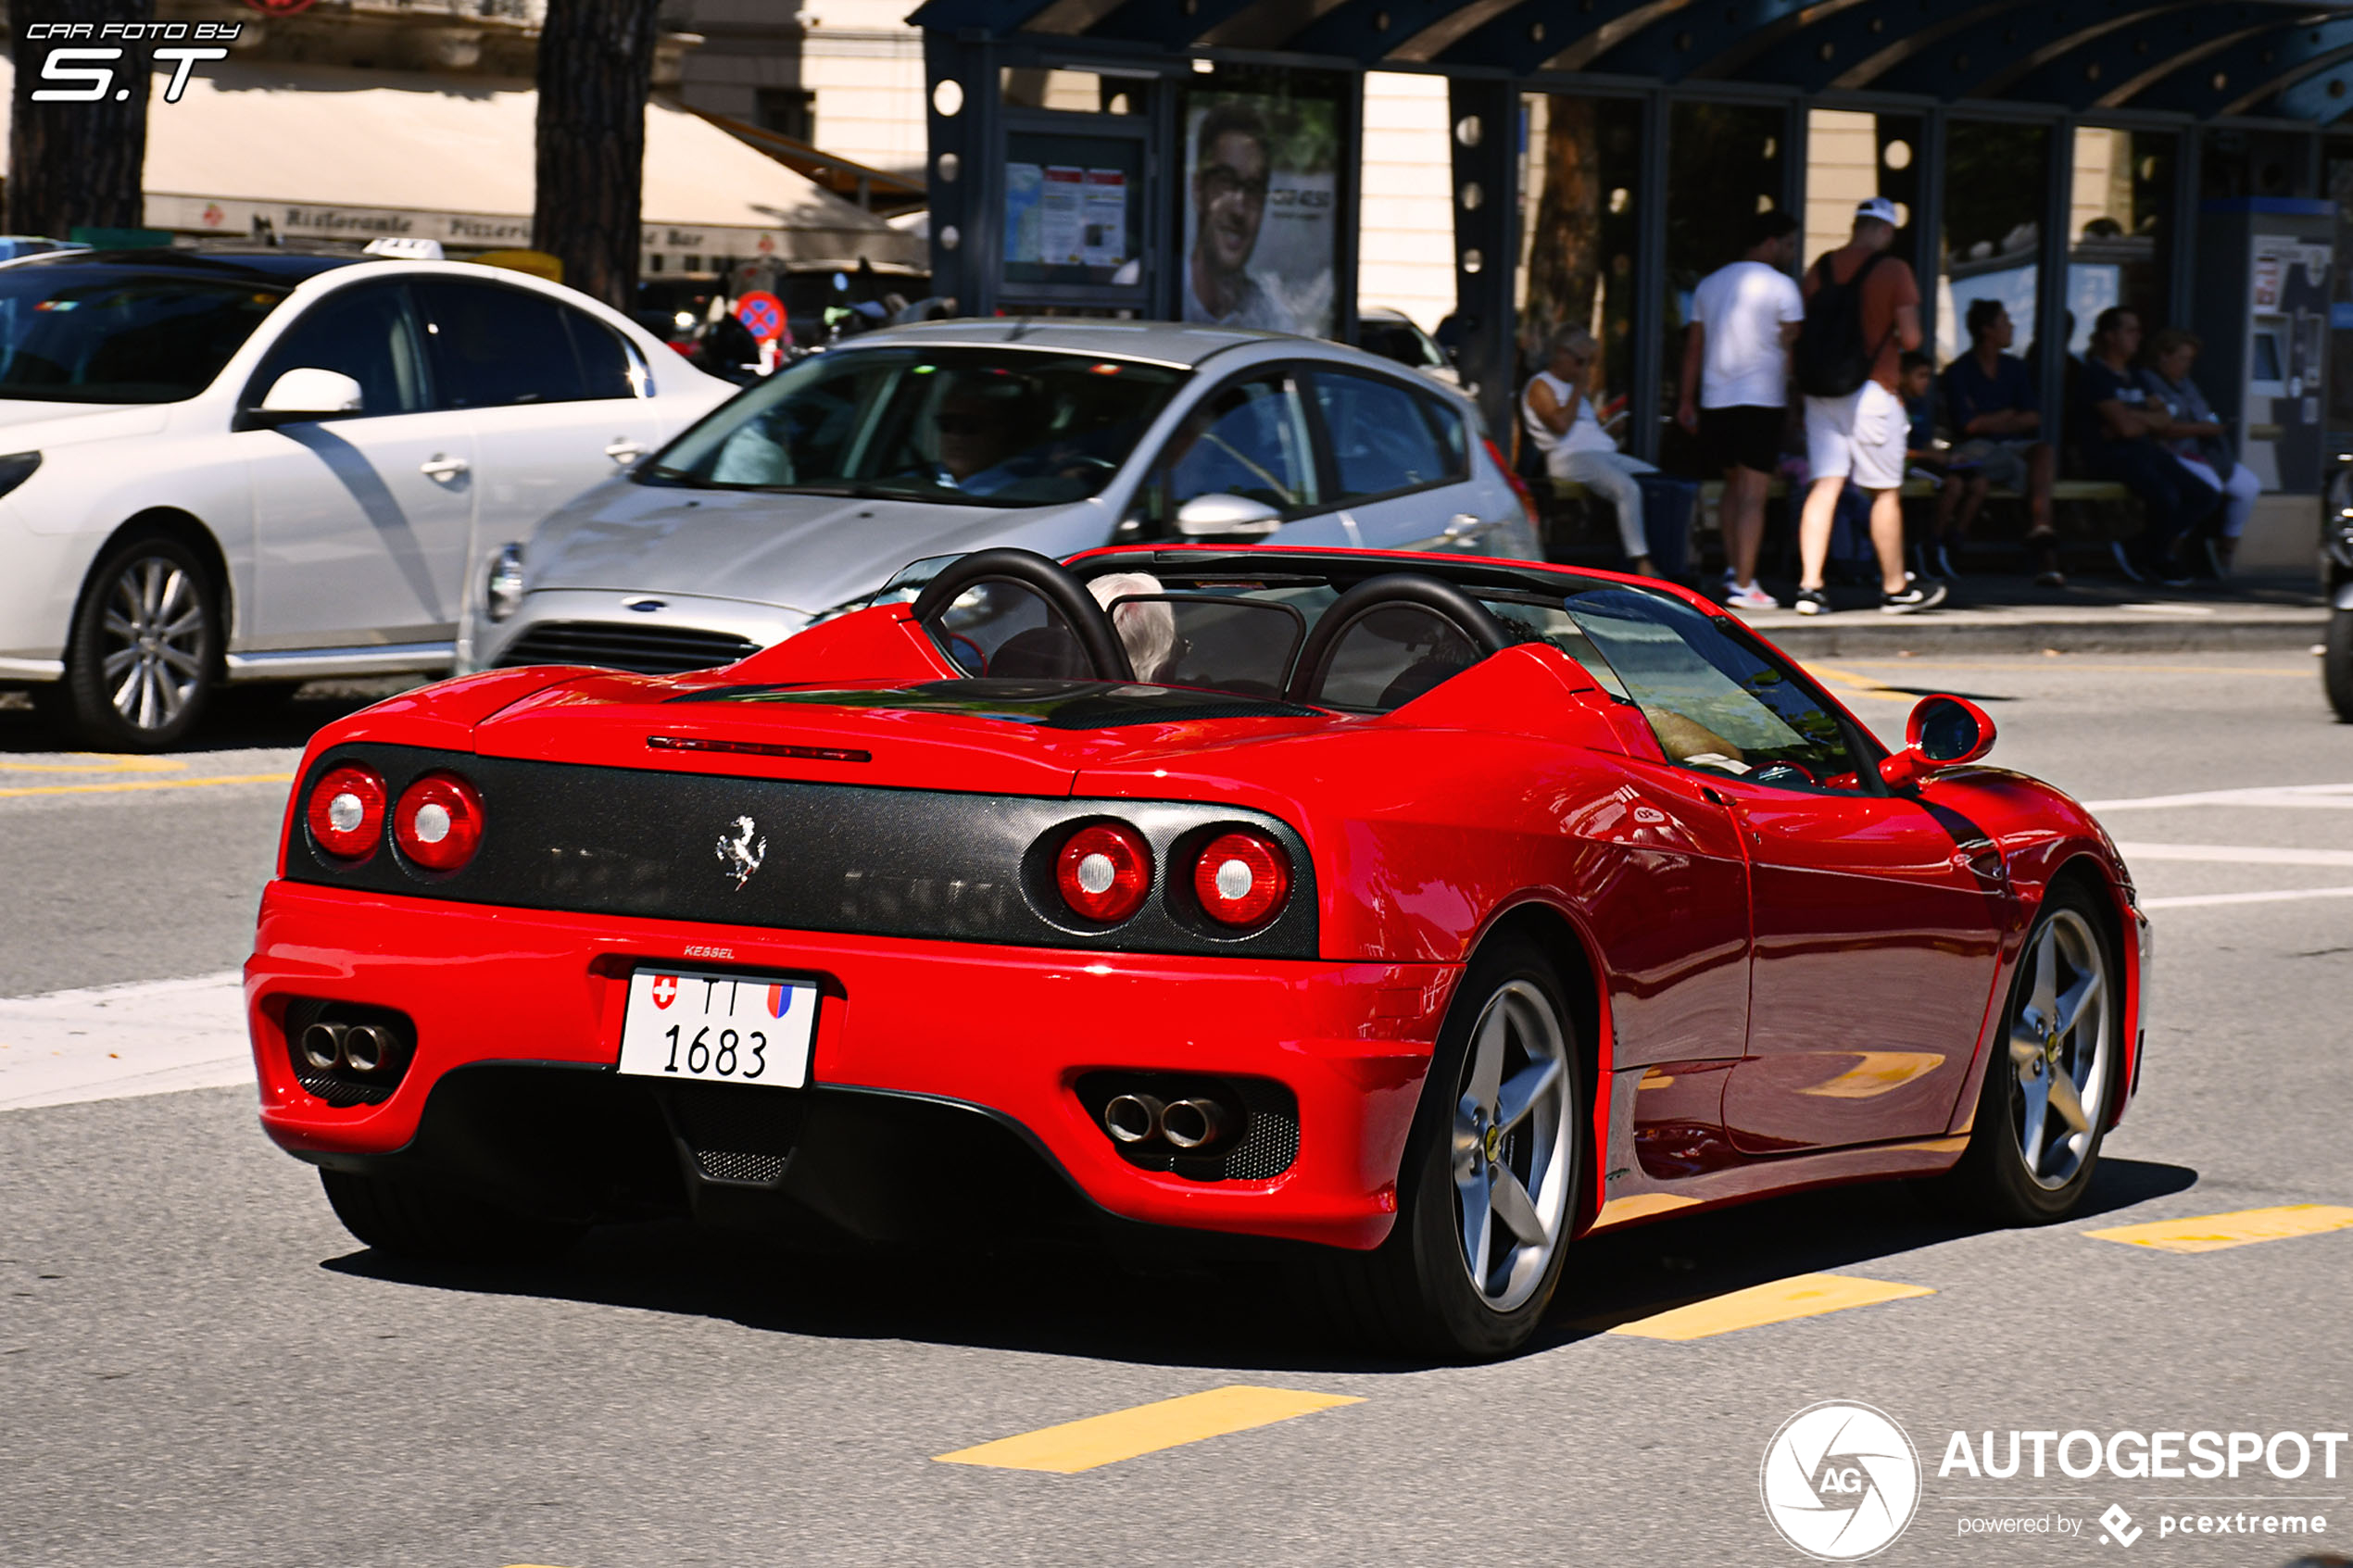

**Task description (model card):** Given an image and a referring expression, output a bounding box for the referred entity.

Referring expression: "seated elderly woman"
[1087,571,1179,684]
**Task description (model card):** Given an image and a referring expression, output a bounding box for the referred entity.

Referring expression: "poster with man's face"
[1182,87,1337,339]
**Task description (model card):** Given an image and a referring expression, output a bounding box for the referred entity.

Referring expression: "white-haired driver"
[1087,572,1177,684]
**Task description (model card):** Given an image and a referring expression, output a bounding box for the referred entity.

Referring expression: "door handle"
[1701,786,1727,806]
[419,455,470,480]
[1442,512,1482,538]
[604,440,646,464]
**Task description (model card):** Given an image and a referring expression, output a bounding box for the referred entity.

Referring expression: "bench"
[1530,474,2140,570]
[1537,477,2132,506]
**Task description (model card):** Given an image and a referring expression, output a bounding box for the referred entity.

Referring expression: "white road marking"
[2140,886,2353,910]
[2088,784,2353,811]
[0,972,251,1111]
[2112,842,2353,868]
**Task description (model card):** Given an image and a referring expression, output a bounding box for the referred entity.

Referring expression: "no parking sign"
[734,291,786,344]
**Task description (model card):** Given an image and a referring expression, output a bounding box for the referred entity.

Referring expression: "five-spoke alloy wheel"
[1450,978,1577,1313]
[1937,882,2120,1223]
[1309,936,1583,1361]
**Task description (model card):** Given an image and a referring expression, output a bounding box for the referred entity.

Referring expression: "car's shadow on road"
[0,680,422,756]
[321,1156,2198,1376]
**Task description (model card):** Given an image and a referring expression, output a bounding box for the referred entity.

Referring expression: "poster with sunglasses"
[1181,81,1339,339]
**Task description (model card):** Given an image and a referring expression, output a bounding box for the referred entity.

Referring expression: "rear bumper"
[245,881,1456,1249]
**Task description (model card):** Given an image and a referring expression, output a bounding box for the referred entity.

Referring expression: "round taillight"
[393,772,484,872]
[1054,822,1151,923]
[1194,831,1290,928]
[307,765,386,860]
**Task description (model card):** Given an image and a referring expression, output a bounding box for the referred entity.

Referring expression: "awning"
[0,58,924,268]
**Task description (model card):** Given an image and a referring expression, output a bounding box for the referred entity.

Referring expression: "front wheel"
[1932,884,2120,1225]
[55,532,221,750]
[2324,607,2353,722]
[1306,937,1583,1360]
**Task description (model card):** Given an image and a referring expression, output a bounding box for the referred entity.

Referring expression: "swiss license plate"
[617,967,817,1089]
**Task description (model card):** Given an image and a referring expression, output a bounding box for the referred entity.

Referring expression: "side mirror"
[1175,492,1281,539]
[254,368,364,421]
[1880,695,1996,787]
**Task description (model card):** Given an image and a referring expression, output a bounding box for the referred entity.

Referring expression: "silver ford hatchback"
[463,319,1539,674]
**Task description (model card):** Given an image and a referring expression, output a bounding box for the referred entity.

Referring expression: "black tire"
[1931,882,2121,1225]
[2325,608,2353,723]
[319,1169,583,1264]
[57,530,221,750]
[1304,937,1584,1361]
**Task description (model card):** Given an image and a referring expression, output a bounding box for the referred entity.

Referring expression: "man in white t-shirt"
[1676,209,1802,611]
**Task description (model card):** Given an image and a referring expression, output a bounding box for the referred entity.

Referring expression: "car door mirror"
[1175,493,1280,539]
[1880,695,1996,786]
[254,368,364,422]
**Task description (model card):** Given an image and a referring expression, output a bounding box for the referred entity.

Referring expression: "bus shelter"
[912,0,2353,504]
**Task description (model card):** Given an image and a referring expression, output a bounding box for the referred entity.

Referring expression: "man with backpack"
[1791,197,1946,615]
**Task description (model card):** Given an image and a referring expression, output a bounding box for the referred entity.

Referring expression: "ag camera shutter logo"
[1761,1400,1922,1560]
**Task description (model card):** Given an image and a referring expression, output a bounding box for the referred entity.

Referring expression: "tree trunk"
[1521,94,1600,369]
[532,0,661,308]
[6,0,155,236]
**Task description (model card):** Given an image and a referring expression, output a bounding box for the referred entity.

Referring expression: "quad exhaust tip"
[1160,1098,1228,1150]
[299,1022,346,1073]
[1100,1091,1233,1150]
[341,1023,394,1073]
[1102,1093,1164,1144]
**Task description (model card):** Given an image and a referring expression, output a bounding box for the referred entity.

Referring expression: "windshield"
[0,267,284,403]
[641,345,1186,507]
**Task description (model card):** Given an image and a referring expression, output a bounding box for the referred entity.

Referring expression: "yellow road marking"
[1801,664,1916,703]
[0,753,186,773]
[0,771,291,798]
[1608,1273,1935,1341]
[1831,658,2311,678]
[935,1385,1363,1474]
[2085,1203,2353,1254]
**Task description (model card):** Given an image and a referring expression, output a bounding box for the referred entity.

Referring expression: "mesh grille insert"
[497,621,761,676]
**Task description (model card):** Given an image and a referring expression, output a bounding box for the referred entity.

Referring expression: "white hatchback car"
[0,247,733,747]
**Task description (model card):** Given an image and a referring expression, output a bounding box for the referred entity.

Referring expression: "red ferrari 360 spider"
[246,546,2147,1357]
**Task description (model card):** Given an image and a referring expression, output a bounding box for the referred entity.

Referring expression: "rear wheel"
[1308,937,1582,1360]
[1933,884,2120,1224]
[319,1170,583,1264]
[2325,608,2353,722]
[56,532,221,750]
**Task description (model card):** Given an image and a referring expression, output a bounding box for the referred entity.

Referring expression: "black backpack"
[1793,250,1893,399]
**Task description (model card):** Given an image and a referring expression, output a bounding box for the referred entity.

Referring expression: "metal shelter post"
[1448,75,1519,440]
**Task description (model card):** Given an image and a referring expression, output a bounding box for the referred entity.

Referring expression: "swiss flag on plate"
[651,974,677,1010]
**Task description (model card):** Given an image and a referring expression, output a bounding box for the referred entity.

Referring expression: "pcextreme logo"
[1761,1400,1923,1561]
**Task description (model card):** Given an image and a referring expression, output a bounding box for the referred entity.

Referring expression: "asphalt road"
[4,657,2351,1568]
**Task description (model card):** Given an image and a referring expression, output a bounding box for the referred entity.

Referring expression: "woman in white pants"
[2142,329,2258,573]
[1522,325,1658,573]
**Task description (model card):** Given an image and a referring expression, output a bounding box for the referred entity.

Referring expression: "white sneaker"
[1724,582,1780,610]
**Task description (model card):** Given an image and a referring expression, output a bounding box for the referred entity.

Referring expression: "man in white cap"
[1791,195,1945,615]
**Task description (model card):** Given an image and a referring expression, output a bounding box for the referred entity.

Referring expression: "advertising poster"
[1081,169,1128,270]
[1039,166,1087,266]
[1181,86,1338,338]
[1002,162,1043,265]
